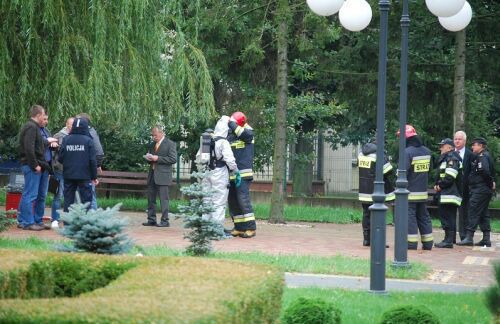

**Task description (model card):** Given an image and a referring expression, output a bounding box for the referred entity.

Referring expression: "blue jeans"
[18,165,49,227]
[51,171,64,221]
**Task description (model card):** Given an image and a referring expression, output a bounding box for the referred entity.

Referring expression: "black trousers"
[228,179,256,231]
[362,203,370,231]
[467,191,492,233]
[147,180,169,224]
[457,191,469,238]
[63,179,92,212]
[438,203,457,232]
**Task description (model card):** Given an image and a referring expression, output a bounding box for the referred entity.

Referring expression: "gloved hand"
[235,170,241,188]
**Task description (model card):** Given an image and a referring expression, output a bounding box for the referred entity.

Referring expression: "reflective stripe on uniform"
[385,192,395,201]
[358,193,373,202]
[408,234,419,243]
[230,170,253,179]
[411,155,431,163]
[440,195,462,206]
[233,213,255,223]
[358,155,375,168]
[235,126,244,136]
[409,192,428,200]
[383,163,393,174]
[421,233,434,242]
[231,140,246,149]
[445,168,458,178]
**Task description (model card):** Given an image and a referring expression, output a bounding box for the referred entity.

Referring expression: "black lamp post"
[393,0,410,269]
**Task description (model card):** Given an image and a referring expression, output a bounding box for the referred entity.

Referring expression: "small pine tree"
[59,203,133,254]
[379,305,440,324]
[179,169,225,256]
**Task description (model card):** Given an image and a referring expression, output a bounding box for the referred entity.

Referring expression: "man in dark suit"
[454,130,471,241]
[143,126,177,227]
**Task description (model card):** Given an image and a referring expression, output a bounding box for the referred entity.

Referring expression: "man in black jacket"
[18,105,58,231]
[457,137,496,247]
[58,117,98,212]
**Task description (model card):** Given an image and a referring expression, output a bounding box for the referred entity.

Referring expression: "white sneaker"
[51,220,59,229]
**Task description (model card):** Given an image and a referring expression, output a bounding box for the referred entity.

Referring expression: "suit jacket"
[459,147,472,198]
[148,137,177,186]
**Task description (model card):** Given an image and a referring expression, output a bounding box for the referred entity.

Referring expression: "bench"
[97,171,148,198]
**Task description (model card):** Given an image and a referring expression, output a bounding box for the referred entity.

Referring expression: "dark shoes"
[142,222,157,227]
[475,231,491,247]
[457,232,474,246]
[156,221,170,228]
[23,224,45,231]
[230,229,256,238]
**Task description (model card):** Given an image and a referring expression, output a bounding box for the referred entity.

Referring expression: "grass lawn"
[0,237,430,280]
[282,287,492,323]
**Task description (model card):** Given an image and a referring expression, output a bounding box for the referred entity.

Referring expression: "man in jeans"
[50,117,74,228]
[18,105,58,230]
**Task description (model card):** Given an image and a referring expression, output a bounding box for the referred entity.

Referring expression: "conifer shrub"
[0,210,15,232]
[282,297,341,324]
[485,262,500,320]
[59,203,133,254]
[379,305,440,324]
[179,170,225,256]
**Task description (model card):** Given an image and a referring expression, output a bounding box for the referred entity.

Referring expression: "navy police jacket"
[58,118,97,181]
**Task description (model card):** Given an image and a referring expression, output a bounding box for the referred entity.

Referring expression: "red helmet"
[231,111,247,127]
[396,124,417,138]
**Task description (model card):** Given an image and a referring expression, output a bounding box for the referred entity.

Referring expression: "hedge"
[0,249,284,322]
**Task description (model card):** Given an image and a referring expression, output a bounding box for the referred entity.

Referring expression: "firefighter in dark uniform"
[227,111,257,238]
[358,141,395,246]
[434,138,462,248]
[399,125,434,250]
[457,137,496,247]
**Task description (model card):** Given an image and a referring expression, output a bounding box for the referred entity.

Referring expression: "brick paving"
[1,209,498,288]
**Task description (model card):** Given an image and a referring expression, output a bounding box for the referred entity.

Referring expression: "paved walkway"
[1,209,498,291]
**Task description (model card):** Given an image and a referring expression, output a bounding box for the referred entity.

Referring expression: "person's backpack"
[209,136,226,170]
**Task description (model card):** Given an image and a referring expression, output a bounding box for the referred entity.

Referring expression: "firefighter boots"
[363,230,370,246]
[435,231,454,248]
[474,231,491,247]
[457,231,474,246]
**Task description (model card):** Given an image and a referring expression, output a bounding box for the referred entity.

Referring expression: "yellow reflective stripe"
[440,195,462,206]
[445,168,458,178]
[409,192,428,200]
[411,155,431,163]
[359,155,376,162]
[421,234,434,242]
[358,156,374,168]
[231,140,246,149]
[358,193,373,202]
[383,163,393,174]
[408,235,419,242]
[230,172,253,180]
[235,126,244,136]
[234,216,255,223]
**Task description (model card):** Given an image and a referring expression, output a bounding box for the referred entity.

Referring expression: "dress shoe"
[23,224,44,231]
[37,223,51,230]
[142,222,157,227]
[156,221,170,227]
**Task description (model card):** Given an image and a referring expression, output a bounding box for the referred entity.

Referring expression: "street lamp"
[393,0,473,268]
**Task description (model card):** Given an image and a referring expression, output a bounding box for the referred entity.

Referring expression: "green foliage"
[0,210,15,233]
[179,170,225,256]
[0,256,135,299]
[484,262,500,318]
[379,305,440,324]
[59,203,133,254]
[282,297,341,324]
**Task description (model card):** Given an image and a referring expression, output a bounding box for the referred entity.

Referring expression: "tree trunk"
[269,0,289,224]
[453,29,466,132]
[292,134,313,196]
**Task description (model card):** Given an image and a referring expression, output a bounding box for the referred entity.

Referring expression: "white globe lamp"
[339,0,372,32]
[438,1,472,32]
[306,0,345,17]
[425,0,465,18]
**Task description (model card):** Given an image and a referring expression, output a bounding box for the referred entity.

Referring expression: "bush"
[379,305,440,324]
[0,249,284,322]
[283,297,341,324]
[485,262,500,319]
[0,210,15,233]
[59,203,133,254]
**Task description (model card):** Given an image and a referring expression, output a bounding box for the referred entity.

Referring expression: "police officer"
[357,140,395,246]
[227,111,257,238]
[457,137,495,247]
[58,117,98,212]
[434,138,462,248]
[399,125,434,250]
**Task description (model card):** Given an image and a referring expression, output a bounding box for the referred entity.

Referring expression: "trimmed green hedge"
[0,249,284,322]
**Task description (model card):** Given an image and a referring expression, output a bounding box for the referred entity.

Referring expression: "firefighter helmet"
[231,112,247,127]
[396,124,417,138]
